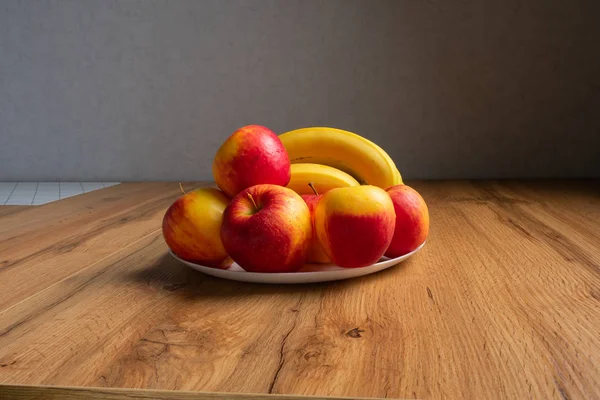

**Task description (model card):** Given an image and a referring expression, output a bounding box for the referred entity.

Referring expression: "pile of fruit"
[162,125,429,273]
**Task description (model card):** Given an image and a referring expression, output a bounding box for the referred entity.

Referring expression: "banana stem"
[247,192,259,211]
[308,182,319,196]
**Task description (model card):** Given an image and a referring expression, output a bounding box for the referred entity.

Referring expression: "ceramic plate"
[170,241,425,284]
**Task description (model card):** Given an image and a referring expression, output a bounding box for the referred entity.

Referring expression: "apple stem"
[308,182,319,196]
[247,192,259,211]
[179,182,186,195]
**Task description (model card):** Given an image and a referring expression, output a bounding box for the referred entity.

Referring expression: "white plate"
[170,241,425,284]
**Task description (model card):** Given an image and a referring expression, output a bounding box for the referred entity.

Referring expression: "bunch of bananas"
[280,127,402,195]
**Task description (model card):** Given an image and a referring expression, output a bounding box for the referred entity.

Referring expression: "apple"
[314,185,395,268]
[385,185,429,257]
[212,125,291,197]
[220,184,312,272]
[301,183,330,264]
[162,187,232,269]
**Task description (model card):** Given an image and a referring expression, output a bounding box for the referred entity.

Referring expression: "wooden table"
[0,181,598,399]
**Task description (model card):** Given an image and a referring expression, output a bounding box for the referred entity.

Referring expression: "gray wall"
[1,0,599,181]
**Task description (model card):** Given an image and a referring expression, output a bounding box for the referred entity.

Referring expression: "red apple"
[385,185,429,257]
[314,186,396,268]
[162,187,232,269]
[212,125,291,197]
[301,183,330,264]
[220,184,312,272]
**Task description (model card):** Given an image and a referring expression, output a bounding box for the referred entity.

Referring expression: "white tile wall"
[0,182,17,204]
[82,182,104,193]
[0,182,120,205]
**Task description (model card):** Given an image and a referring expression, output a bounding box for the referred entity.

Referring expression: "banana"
[287,163,360,195]
[279,127,402,188]
[371,140,403,185]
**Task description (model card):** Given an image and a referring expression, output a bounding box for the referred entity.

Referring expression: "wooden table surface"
[0,181,598,399]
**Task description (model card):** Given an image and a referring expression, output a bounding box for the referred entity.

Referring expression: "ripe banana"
[287,163,360,195]
[279,127,402,188]
[372,141,403,185]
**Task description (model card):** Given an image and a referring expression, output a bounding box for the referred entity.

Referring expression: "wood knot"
[346,328,365,338]
[304,350,320,360]
[427,287,434,301]
[0,360,16,368]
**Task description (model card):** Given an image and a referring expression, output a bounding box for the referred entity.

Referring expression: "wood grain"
[0,182,203,311]
[0,384,370,400]
[0,205,29,217]
[0,181,598,399]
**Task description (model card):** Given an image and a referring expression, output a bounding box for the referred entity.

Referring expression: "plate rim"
[169,240,426,278]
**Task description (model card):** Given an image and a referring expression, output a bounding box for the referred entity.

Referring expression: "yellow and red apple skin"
[212,125,291,198]
[220,184,312,273]
[385,185,429,258]
[162,188,232,269]
[315,186,396,268]
[301,193,331,264]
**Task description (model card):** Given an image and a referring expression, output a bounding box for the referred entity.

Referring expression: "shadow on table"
[124,252,413,300]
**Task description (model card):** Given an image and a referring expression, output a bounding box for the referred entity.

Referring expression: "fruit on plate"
[287,163,359,195]
[162,187,232,269]
[314,185,396,268]
[213,125,291,197]
[279,127,402,188]
[220,184,312,272]
[385,185,429,257]
[301,183,330,264]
